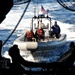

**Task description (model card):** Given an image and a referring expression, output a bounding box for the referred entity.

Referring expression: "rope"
[14,0,31,5]
[57,0,75,11]
[2,0,31,46]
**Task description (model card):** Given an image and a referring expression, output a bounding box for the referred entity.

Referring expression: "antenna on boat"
[33,6,36,17]
[36,0,39,17]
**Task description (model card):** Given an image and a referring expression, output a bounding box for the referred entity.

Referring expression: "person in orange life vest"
[35,28,45,41]
[24,29,34,41]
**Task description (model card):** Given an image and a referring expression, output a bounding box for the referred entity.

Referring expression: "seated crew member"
[35,28,45,41]
[51,21,61,38]
[24,29,34,41]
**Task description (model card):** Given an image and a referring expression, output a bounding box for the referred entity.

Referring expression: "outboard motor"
[0,0,13,23]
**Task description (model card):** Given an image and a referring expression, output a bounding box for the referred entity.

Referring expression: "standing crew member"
[39,20,45,28]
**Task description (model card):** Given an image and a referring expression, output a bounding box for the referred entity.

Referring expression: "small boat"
[13,15,67,52]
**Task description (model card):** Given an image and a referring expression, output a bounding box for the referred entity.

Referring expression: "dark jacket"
[52,25,60,34]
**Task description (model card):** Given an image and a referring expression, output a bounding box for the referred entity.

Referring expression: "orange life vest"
[26,31,33,39]
[37,29,43,36]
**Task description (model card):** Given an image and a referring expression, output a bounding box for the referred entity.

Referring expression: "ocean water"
[0,0,75,62]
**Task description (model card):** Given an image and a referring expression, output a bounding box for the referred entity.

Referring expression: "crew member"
[35,28,45,41]
[51,21,61,38]
[24,29,34,41]
[39,20,45,28]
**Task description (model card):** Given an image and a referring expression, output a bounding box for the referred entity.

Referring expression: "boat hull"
[13,34,67,51]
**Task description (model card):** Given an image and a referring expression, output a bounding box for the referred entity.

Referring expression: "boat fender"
[26,42,38,49]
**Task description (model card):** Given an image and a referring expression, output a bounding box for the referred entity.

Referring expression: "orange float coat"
[25,31,34,39]
[36,28,44,36]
